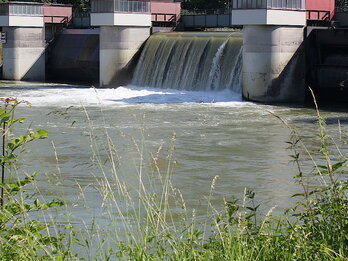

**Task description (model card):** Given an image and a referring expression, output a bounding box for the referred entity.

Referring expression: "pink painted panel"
[43,5,72,23]
[306,0,335,19]
[151,1,181,21]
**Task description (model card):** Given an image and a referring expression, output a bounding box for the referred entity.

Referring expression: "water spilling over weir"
[132,32,243,93]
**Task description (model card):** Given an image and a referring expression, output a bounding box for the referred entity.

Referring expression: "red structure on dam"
[151,0,181,23]
[43,3,72,24]
[306,0,335,21]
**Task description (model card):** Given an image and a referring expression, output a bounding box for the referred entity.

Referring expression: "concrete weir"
[0,2,45,81]
[91,0,151,87]
[99,26,150,86]
[3,27,45,81]
[242,25,305,102]
[232,0,307,103]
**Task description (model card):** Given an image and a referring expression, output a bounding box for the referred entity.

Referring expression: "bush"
[0,98,77,260]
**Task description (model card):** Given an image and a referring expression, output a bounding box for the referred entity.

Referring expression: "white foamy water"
[0,83,243,107]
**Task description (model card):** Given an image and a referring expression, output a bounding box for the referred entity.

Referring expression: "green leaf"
[36,129,48,139]
[316,165,328,170]
[0,114,10,124]
[12,118,25,123]
[294,172,303,178]
[291,193,305,198]
[332,161,346,171]
[46,199,65,208]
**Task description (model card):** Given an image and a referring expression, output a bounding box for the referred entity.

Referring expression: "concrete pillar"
[242,25,305,102]
[99,26,150,87]
[2,27,45,81]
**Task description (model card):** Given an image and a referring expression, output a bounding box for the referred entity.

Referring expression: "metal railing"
[0,3,43,16]
[182,9,232,15]
[232,0,305,10]
[45,15,72,24]
[307,10,330,20]
[91,0,150,13]
[152,13,177,22]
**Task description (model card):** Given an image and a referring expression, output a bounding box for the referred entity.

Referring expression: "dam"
[0,0,346,103]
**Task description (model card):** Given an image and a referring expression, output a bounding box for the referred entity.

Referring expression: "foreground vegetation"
[0,98,77,260]
[0,97,347,260]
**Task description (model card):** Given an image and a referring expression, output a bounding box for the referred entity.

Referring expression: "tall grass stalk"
[69,99,347,260]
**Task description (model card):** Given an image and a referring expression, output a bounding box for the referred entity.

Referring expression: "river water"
[1,81,347,229]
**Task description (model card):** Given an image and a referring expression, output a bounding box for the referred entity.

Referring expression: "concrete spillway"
[132,32,243,92]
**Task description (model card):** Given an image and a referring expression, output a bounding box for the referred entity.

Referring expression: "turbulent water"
[132,32,243,92]
[1,82,347,215]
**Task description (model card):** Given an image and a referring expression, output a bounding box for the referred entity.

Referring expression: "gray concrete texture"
[99,26,150,87]
[4,27,45,48]
[2,27,45,81]
[242,25,305,102]
[47,30,99,84]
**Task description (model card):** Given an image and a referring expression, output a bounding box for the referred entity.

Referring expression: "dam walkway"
[181,10,234,29]
[181,8,333,30]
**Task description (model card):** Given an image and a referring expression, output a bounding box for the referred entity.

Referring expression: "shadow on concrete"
[22,50,46,81]
[255,41,306,103]
[46,33,99,85]
[105,39,148,88]
[305,29,348,104]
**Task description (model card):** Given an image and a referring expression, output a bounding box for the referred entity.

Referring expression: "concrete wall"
[0,16,44,27]
[91,13,152,27]
[232,9,306,26]
[306,29,348,102]
[99,26,150,86]
[47,29,99,84]
[2,27,45,81]
[242,25,305,102]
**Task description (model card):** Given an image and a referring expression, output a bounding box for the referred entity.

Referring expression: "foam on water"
[0,84,243,107]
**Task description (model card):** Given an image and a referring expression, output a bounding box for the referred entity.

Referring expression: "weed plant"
[0,98,78,260]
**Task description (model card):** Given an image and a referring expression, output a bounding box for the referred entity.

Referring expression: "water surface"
[0,82,346,227]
